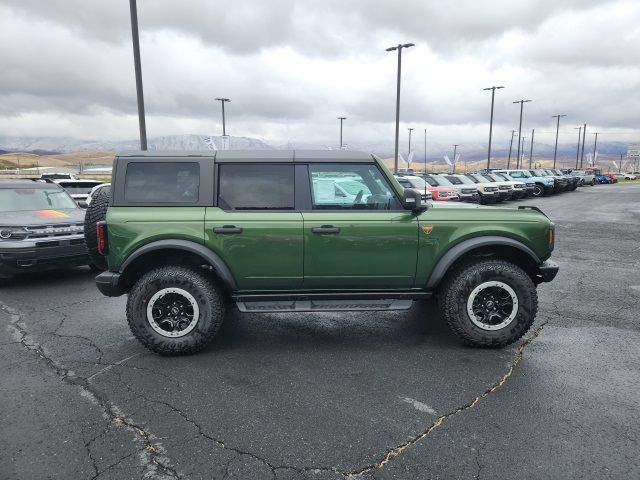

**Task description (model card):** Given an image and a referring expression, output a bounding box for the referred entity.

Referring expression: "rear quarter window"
[124,162,200,203]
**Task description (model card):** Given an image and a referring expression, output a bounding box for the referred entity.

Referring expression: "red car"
[602,172,619,183]
[395,175,459,201]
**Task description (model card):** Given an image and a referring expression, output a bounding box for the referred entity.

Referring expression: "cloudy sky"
[0,0,639,152]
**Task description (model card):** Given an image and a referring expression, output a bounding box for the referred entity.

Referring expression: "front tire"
[126,266,225,355]
[439,260,538,348]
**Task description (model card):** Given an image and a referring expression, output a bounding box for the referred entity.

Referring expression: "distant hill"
[0,134,273,153]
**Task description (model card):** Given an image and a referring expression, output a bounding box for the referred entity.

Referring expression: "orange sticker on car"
[36,210,69,218]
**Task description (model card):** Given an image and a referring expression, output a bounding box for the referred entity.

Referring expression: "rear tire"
[84,189,110,271]
[126,266,225,355]
[439,260,538,348]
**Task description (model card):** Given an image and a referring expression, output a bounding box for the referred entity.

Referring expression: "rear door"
[204,163,303,290]
[301,162,419,289]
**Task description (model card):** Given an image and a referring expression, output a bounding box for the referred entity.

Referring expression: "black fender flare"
[120,239,238,290]
[425,236,541,289]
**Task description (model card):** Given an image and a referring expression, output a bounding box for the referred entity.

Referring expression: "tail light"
[97,221,108,255]
[548,224,555,251]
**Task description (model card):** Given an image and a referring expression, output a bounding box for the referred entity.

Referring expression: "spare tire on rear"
[84,187,110,271]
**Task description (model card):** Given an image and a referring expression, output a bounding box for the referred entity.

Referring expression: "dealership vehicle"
[447,174,498,204]
[0,179,90,280]
[602,172,620,183]
[430,174,479,202]
[549,169,579,190]
[493,172,533,197]
[54,179,104,208]
[466,173,515,200]
[568,170,597,186]
[392,176,432,202]
[530,169,567,192]
[86,183,111,206]
[622,172,637,180]
[494,169,554,197]
[40,172,77,181]
[395,175,457,201]
[91,150,558,355]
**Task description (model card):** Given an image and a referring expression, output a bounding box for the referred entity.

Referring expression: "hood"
[0,208,85,227]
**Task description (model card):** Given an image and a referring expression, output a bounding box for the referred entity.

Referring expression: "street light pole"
[551,114,567,169]
[592,132,599,161]
[519,137,526,168]
[513,99,532,168]
[574,126,582,169]
[386,43,415,173]
[337,116,347,149]
[407,127,414,159]
[580,123,587,168]
[529,129,535,169]
[423,129,427,176]
[215,98,230,136]
[507,130,516,169]
[452,144,458,173]
[129,0,147,150]
[483,86,504,170]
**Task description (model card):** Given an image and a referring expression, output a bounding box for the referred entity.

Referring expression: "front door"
[302,163,419,289]
[204,163,303,290]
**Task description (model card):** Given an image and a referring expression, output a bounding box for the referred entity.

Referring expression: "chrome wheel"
[466,281,519,331]
[146,288,200,338]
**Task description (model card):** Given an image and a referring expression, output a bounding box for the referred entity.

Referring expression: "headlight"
[0,227,28,240]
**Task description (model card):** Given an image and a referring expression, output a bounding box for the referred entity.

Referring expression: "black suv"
[0,180,90,279]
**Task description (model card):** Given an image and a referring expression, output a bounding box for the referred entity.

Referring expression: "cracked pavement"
[1,184,639,479]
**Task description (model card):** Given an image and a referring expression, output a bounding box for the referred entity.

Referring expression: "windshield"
[57,181,102,195]
[493,173,509,181]
[444,175,463,185]
[532,169,547,176]
[422,176,440,187]
[432,175,454,186]
[0,187,77,212]
[482,174,497,182]
[336,179,371,195]
[465,174,480,184]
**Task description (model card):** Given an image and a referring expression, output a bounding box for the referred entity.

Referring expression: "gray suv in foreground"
[0,180,89,280]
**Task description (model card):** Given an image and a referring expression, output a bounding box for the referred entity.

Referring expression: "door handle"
[213,225,242,234]
[311,225,340,234]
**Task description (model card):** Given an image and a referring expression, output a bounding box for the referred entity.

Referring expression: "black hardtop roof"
[115,150,375,163]
[0,179,63,189]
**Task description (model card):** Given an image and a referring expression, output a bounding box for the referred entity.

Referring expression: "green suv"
[92,151,558,355]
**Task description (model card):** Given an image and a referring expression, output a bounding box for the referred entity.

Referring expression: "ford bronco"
[90,150,558,355]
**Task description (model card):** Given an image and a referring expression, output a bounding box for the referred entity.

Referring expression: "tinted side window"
[218,164,294,210]
[125,162,199,203]
[308,163,401,210]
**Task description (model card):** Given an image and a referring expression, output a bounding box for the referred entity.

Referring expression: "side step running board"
[236,299,413,313]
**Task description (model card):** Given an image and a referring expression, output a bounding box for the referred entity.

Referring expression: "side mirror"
[403,189,427,212]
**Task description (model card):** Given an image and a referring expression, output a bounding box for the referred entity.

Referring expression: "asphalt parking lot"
[1,184,639,480]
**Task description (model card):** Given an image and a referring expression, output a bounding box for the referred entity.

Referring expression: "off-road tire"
[439,259,538,348]
[532,183,545,197]
[126,265,224,355]
[84,189,110,270]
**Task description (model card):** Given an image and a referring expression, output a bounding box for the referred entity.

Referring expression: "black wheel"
[439,260,538,348]
[590,179,596,186]
[478,194,487,205]
[533,183,544,197]
[84,188,110,271]
[126,265,224,355]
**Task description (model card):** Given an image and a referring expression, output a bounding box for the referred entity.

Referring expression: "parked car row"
[395,168,580,205]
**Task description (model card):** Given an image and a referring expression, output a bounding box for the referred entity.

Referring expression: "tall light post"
[337,116,347,149]
[592,132,599,161]
[407,127,415,158]
[483,86,504,170]
[528,129,535,169]
[215,98,230,136]
[452,144,459,173]
[507,130,516,169]
[580,123,587,168]
[513,99,532,168]
[423,129,427,176]
[574,126,582,169]
[551,114,567,169]
[129,0,147,150]
[519,136,526,168]
[386,42,415,173]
